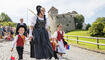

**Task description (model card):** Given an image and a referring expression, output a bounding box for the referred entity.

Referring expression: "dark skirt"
[30,28,53,59]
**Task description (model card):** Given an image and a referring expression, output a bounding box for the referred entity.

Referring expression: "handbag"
[10,52,15,60]
[10,56,15,60]
[65,44,70,50]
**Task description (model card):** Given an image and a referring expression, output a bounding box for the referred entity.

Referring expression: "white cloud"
[0,0,105,24]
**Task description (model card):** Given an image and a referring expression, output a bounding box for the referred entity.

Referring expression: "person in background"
[15,18,27,36]
[7,32,11,40]
[2,26,6,37]
[10,27,14,40]
[7,25,11,33]
[0,24,3,39]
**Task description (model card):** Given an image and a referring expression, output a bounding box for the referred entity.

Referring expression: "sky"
[0,0,105,25]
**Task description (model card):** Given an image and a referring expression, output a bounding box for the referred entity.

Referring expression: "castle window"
[69,21,71,23]
[56,16,59,19]
[66,24,69,26]
[63,15,65,18]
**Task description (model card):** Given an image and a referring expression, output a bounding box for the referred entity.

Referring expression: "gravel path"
[0,40,105,60]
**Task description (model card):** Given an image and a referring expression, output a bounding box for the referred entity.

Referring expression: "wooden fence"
[64,35,105,49]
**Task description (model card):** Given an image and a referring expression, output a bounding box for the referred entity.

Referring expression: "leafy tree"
[86,23,91,30]
[89,17,105,36]
[0,22,17,27]
[0,12,12,22]
[74,14,84,29]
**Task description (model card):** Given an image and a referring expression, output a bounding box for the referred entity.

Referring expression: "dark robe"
[30,16,53,59]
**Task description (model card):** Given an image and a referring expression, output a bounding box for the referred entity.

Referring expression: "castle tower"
[48,6,58,16]
[48,6,58,33]
[48,6,76,33]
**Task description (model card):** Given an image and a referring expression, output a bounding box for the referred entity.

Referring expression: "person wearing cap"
[29,5,53,59]
[11,25,29,60]
[15,18,27,36]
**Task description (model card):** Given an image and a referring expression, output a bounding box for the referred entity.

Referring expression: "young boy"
[11,25,28,60]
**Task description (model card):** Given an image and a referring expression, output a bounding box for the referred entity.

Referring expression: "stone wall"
[48,7,76,33]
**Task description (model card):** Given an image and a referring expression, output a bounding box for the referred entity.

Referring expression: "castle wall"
[55,14,75,33]
[48,13,76,33]
[48,7,76,33]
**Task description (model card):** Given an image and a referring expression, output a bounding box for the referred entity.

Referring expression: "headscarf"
[36,5,42,15]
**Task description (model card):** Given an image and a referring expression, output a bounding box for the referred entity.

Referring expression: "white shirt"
[30,16,49,28]
[53,31,65,38]
[29,15,49,37]
[20,23,24,25]
[12,34,29,48]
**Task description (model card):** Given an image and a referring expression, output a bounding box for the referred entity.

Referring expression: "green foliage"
[0,12,16,27]
[0,22,17,27]
[89,17,105,37]
[74,14,84,29]
[86,23,91,30]
[0,12,12,22]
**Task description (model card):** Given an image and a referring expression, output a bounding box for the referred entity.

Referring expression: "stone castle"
[48,6,78,33]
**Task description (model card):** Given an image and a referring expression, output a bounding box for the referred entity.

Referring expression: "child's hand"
[56,43,59,47]
[11,48,13,52]
[29,36,32,40]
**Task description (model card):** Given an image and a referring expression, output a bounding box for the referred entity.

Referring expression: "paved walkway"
[0,40,105,60]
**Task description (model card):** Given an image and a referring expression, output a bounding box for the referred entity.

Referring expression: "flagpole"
[27,8,28,25]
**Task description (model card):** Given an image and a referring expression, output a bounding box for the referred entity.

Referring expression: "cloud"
[0,0,105,24]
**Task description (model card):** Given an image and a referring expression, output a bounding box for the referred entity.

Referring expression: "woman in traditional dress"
[29,5,53,59]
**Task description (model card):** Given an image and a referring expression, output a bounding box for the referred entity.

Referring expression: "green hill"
[65,30,105,52]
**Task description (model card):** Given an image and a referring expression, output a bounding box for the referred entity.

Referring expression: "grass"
[65,30,105,52]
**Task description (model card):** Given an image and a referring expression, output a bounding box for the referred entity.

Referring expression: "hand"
[29,36,33,40]
[11,48,13,52]
[56,43,59,47]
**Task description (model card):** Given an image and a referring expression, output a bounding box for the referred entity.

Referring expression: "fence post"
[77,36,79,44]
[67,35,68,41]
[97,38,99,49]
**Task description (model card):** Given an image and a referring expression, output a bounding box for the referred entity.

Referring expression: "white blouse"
[53,31,65,39]
[29,15,49,37]
[30,15,49,29]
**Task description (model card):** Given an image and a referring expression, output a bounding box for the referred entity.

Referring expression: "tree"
[0,12,16,27]
[0,12,12,22]
[89,17,105,36]
[86,23,91,30]
[74,14,84,29]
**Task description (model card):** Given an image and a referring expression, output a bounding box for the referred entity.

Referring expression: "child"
[48,29,59,59]
[7,32,11,40]
[11,25,29,60]
[50,37,59,59]
[53,24,66,60]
